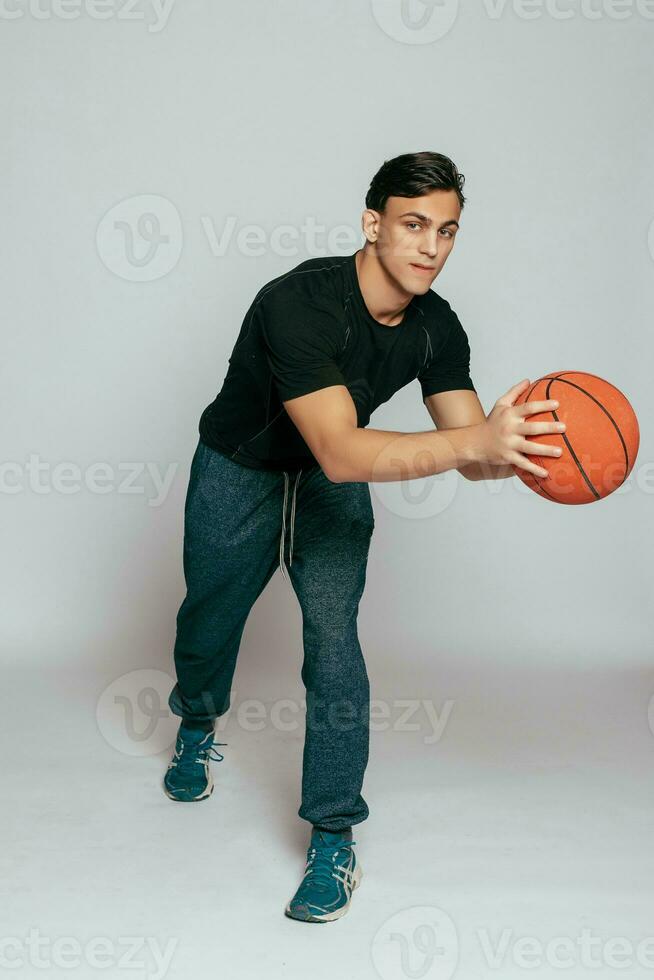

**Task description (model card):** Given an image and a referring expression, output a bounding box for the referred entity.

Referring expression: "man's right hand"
[476,378,567,479]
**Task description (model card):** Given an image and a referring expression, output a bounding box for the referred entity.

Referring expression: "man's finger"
[515,398,559,417]
[497,378,531,406]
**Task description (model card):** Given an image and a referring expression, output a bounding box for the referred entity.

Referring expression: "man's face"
[364,188,461,296]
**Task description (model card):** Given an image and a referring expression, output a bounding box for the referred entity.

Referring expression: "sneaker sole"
[162,770,214,802]
[284,862,362,923]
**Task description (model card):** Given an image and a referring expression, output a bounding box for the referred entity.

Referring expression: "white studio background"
[2,3,654,979]
[2,2,651,672]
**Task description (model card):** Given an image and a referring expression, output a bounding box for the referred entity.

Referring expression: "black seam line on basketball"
[544,378,599,499]
[549,374,629,472]
[531,372,616,500]
[547,378,600,500]
[525,379,541,402]
[548,375,630,493]
[531,470,558,501]
[522,375,597,498]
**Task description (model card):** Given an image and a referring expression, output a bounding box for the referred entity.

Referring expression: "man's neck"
[355,247,413,327]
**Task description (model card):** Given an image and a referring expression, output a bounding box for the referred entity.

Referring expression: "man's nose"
[421,232,439,258]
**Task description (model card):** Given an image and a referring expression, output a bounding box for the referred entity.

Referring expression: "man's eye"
[406,222,421,231]
[440,229,454,238]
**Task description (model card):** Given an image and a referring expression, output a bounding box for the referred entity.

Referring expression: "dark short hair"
[365,151,466,213]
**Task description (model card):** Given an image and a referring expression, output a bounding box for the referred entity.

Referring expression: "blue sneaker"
[163,724,227,802]
[285,828,362,922]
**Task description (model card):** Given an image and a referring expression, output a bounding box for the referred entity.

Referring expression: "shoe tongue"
[180,725,212,743]
[313,829,351,846]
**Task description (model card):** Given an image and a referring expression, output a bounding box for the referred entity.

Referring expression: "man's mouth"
[410,262,436,274]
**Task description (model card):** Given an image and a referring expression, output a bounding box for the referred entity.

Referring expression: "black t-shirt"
[198,249,476,472]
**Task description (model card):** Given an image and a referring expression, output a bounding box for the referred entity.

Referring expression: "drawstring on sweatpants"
[279,468,302,581]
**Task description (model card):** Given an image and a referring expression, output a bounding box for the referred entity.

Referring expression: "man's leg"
[168,440,283,727]
[286,465,375,833]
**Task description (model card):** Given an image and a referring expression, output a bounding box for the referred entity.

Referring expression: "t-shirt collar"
[347,249,420,334]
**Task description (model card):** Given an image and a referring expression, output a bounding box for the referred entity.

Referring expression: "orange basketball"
[512,371,640,505]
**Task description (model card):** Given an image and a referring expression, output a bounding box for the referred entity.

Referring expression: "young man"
[163,151,564,923]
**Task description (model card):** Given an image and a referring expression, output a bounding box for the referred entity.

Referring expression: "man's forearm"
[328,423,486,483]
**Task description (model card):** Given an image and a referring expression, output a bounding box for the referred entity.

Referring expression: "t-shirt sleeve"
[260,291,347,402]
[418,310,476,398]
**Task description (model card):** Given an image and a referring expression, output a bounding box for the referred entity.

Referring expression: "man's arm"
[282,384,487,483]
[422,389,516,481]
